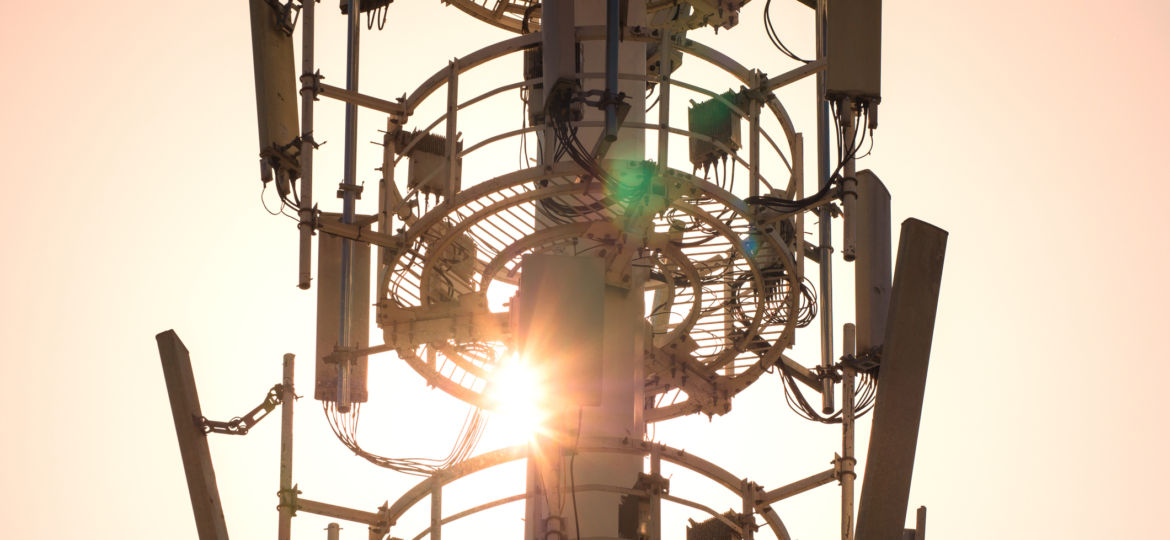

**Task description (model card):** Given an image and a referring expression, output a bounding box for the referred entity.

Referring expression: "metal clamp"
[581,88,629,110]
[300,70,324,102]
[263,0,302,36]
[841,346,881,374]
[371,502,393,538]
[543,515,567,540]
[323,345,359,365]
[337,182,364,200]
[277,484,302,515]
[812,364,841,384]
[635,472,670,496]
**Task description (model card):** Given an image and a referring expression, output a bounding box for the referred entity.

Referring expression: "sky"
[2,0,1169,539]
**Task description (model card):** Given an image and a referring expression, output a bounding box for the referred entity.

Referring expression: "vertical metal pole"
[840,324,856,540]
[815,0,835,413]
[649,448,662,540]
[377,116,398,329]
[379,115,398,268]
[325,523,340,540]
[524,453,545,540]
[793,133,805,276]
[430,482,443,540]
[604,0,620,141]
[839,94,860,540]
[278,354,296,540]
[445,61,459,203]
[337,0,362,413]
[841,100,857,237]
[741,482,756,540]
[297,0,316,290]
[656,28,671,170]
[749,73,761,199]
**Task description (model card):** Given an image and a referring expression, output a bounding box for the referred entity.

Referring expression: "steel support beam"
[156,330,230,540]
[318,83,407,116]
[758,467,837,505]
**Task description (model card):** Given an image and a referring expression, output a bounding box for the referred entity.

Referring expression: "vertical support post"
[326,523,340,540]
[741,481,756,540]
[278,353,296,540]
[156,330,230,540]
[656,28,671,171]
[445,60,459,204]
[815,0,836,413]
[337,0,362,413]
[649,448,662,540]
[748,72,761,199]
[543,442,565,539]
[604,0,620,141]
[378,114,404,274]
[297,0,316,290]
[840,100,862,261]
[430,482,442,540]
[524,453,546,540]
[793,133,805,277]
[377,115,401,327]
[838,99,859,540]
[841,323,856,540]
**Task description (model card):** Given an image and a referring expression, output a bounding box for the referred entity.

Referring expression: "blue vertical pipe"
[337,0,361,412]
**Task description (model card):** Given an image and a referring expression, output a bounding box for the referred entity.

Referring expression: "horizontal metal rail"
[378,438,823,540]
[758,467,838,505]
[298,498,384,526]
[410,493,527,540]
[318,83,407,116]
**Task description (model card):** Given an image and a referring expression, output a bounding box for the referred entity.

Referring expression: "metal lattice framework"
[375,27,822,421]
[189,2,945,540]
[381,162,799,421]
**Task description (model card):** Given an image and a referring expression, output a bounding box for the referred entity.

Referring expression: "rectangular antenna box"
[314,214,371,403]
[406,132,463,198]
[688,91,742,170]
[248,0,300,177]
[524,44,584,125]
[826,0,882,102]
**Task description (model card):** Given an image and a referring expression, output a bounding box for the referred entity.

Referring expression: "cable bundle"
[323,399,487,477]
[778,365,877,424]
[764,0,810,64]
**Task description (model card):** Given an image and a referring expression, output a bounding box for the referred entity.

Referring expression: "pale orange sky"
[1,1,1168,539]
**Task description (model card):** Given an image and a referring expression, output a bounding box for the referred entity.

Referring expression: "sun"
[485,357,549,441]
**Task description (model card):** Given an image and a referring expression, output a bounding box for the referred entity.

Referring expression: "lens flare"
[485,357,547,441]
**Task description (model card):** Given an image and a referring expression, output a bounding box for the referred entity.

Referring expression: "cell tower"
[158,1,946,539]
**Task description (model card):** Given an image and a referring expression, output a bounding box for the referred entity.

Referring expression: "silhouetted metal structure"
[160,1,946,539]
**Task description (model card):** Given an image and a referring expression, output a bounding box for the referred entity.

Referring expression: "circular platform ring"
[380,160,800,422]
